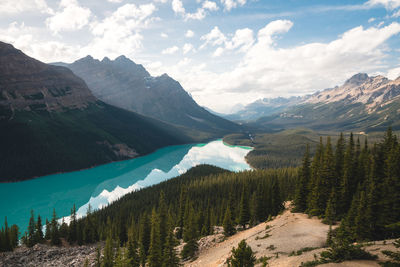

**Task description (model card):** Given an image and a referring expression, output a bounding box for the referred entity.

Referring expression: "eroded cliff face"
[0,42,96,115]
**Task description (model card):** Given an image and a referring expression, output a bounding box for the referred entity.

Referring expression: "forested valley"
[1,128,399,266]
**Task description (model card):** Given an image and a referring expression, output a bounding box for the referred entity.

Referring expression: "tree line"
[1,164,297,266]
[294,128,400,241]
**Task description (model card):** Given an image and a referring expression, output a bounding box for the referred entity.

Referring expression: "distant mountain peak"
[115,55,130,62]
[344,73,369,86]
[102,56,111,62]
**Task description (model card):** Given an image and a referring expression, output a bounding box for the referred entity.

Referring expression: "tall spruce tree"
[148,208,162,267]
[35,215,44,244]
[50,208,61,246]
[162,214,180,267]
[238,186,250,229]
[223,206,235,237]
[294,144,311,212]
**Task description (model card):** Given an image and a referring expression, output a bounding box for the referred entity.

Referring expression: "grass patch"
[289,247,319,257]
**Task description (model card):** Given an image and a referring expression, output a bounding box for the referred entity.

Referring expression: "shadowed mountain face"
[0,42,191,182]
[252,73,400,132]
[60,56,240,135]
[0,42,96,113]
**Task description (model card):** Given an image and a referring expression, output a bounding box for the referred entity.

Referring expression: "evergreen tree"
[158,191,168,253]
[238,186,250,229]
[148,208,162,267]
[138,211,151,265]
[339,133,355,217]
[223,207,235,237]
[127,222,140,267]
[294,144,311,212]
[162,214,180,267]
[323,189,337,225]
[227,240,256,267]
[50,208,61,246]
[181,205,198,260]
[35,215,44,244]
[45,218,51,240]
[103,236,114,267]
[27,210,36,247]
[68,204,77,244]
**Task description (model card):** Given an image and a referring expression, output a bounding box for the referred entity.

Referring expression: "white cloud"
[46,0,92,34]
[172,0,185,14]
[368,17,376,23]
[201,26,254,56]
[200,26,227,48]
[154,0,168,3]
[84,3,157,59]
[366,0,400,9]
[387,66,400,79]
[157,21,400,112]
[220,0,246,11]
[186,30,195,38]
[0,22,79,62]
[107,0,123,3]
[172,0,218,20]
[0,0,53,15]
[161,33,168,38]
[183,43,194,54]
[203,1,219,11]
[162,46,179,54]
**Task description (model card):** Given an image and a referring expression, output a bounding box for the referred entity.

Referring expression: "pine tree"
[50,208,61,246]
[223,207,235,237]
[307,137,324,215]
[148,208,162,267]
[127,222,140,267]
[162,214,180,267]
[103,236,114,267]
[323,189,337,225]
[227,240,256,267]
[138,211,151,265]
[176,187,186,239]
[35,215,44,244]
[68,204,77,244]
[44,218,51,240]
[238,186,250,229]
[293,144,311,212]
[181,205,198,260]
[27,210,36,247]
[339,133,355,216]
[158,191,168,253]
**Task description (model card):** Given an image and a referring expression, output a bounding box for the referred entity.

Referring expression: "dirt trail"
[186,204,397,267]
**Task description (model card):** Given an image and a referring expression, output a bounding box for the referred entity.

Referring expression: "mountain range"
[234,73,400,132]
[54,56,239,136]
[0,41,194,182]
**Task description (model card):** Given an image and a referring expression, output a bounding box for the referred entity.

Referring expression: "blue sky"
[1,0,400,112]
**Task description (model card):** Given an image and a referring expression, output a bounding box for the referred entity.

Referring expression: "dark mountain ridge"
[56,55,240,136]
[0,42,191,182]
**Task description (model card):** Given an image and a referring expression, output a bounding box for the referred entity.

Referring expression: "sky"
[1,0,400,113]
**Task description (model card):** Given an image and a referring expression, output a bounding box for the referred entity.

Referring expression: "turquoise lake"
[0,140,252,232]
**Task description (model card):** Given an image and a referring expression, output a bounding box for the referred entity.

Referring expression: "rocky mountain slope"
[0,42,191,182]
[251,73,400,132]
[225,96,303,121]
[57,56,239,135]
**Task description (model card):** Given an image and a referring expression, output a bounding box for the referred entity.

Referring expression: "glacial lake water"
[0,140,252,232]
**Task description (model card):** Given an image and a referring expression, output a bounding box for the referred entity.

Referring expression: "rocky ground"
[185,203,398,267]
[0,243,99,267]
